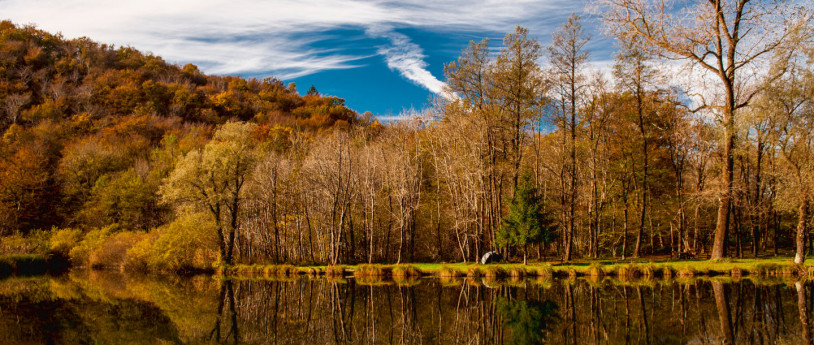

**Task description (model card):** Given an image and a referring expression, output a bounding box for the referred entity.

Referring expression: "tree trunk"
[634,87,647,258]
[753,140,764,257]
[795,194,809,265]
[711,89,736,260]
[622,203,629,260]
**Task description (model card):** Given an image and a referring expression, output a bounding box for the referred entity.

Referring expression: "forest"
[1,0,813,272]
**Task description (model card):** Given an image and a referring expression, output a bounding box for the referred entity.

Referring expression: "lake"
[0,270,811,344]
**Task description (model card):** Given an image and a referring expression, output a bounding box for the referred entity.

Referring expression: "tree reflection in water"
[1,272,814,344]
[209,279,239,344]
[497,298,559,344]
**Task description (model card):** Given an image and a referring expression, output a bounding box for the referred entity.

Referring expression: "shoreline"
[218,257,814,280]
[4,255,813,281]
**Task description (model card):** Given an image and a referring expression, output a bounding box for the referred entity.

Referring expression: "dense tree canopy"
[1,10,813,269]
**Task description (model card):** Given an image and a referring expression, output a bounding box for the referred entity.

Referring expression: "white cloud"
[365,26,454,99]
[0,0,583,83]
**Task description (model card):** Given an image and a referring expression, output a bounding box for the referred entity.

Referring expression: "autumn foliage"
[0,21,360,235]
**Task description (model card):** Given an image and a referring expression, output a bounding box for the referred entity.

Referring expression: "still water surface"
[0,270,811,344]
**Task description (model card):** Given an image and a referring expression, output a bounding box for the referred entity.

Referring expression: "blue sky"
[0,0,618,117]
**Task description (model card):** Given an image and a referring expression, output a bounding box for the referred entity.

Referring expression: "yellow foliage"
[48,228,83,256]
[68,226,113,266]
[125,212,218,272]
[0,230,50,255]
[88,231,146,269]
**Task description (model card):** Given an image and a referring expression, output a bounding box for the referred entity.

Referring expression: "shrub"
[751,263,781,276]
[586,263,604,277]
[0,230,50,255]
[325,265,345,277]
[122,231,159,272]
[262,265,277,276]
[618,264,641,278]
[88,231,146,269]
[778,264,796,276]
[276,264,299,276]
[392,265,421,277]
[532,265,553,278]
[304,267,322,276]
[464,266,481,277]
[507,266,527,278]
[124,212,218,272]
[48,228,83,257]
[640,263,656,277]
[483,266,507,278]
[676,267,695,278]
[69,226,114,266]
[355,264,390,277]
[437,265,464,277]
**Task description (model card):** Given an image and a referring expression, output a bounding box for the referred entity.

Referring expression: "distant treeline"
[1,0,813,271]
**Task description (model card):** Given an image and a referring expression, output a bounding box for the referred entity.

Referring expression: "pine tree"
[496,174,557,264]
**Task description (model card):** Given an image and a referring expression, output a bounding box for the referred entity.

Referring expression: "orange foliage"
[0,20,362,234]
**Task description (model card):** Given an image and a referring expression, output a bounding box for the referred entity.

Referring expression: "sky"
[0,0,618,118]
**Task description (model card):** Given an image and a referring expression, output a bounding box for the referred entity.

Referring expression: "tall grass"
[483,266,506,278]
[325,265,346,277]
[586,263,604,277]
[438,265,465,277]
[355,264,391,277]
[506,266,527,278]
[391,265,422,277]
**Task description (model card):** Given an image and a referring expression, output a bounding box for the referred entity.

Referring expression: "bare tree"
[614,43,657,257]
[548,14,590,261]
[599,0,811,259]
[764,46,814,265]
[2,93,31,125]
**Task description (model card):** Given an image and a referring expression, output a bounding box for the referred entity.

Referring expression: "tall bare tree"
[549,14,590,261]
[763,45,814,265]
[614,43,657,257]
[600,0,811,259]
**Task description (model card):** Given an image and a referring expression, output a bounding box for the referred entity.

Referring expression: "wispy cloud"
[365,26,453,99]
[0,0,583,77]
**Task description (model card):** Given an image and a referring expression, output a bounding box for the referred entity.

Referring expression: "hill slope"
[0,21,362,233]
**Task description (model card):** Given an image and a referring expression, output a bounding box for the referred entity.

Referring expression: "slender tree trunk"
[795,194,809,265]
[634,87,647,258]
[753,140,764,257]
[622,200,629,260]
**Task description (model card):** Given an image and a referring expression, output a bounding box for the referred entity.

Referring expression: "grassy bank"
[219,257,814,280]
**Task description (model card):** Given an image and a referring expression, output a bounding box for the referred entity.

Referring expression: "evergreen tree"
[496,174,557,263]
